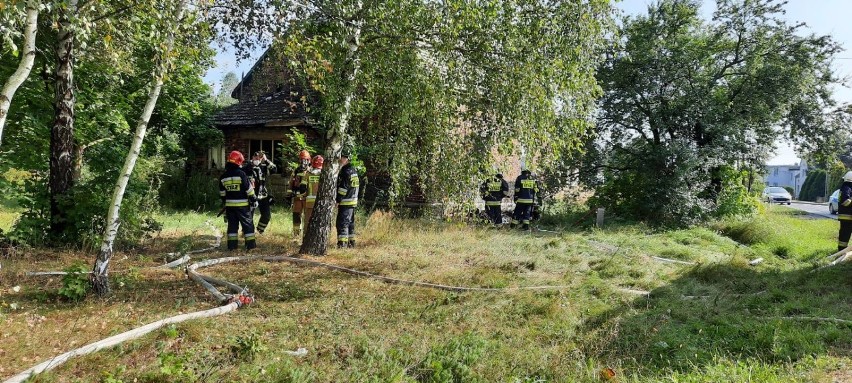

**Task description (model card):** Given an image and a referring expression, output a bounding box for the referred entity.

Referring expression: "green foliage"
[413,334,487,383]
[154,352,195,382]
[586,0,844,226]
[264,0,614,206]
[279,128,320,174]
[159,169,221,211]
[229,332,266,362]
[715,218,774,246]
[58,263,91,302]
[714,168,761,218]
[798,170,826,202]
[589,140,713,227]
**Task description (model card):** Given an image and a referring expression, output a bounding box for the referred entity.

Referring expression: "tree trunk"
[300,18,363,256]
[0,3,38,144]
[49,0,78,239]
[92,3,184,296]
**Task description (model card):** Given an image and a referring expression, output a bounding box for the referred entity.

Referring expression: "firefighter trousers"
[513,203,534,229]
[486,204,502,225]
[256,197,272,233]
[226,207,256,250]
[337,206,356,247]
[839,219,852,251]
[292,198,304,236]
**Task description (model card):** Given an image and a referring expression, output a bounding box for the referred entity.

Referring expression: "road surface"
[777,201,835,219]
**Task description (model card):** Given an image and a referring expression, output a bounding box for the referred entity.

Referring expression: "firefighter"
[245,151,277,234]
[287,150,311,237]
[837,171,852,251]
[512,169,538,230]
[480,173,509,226]
[336,150,360,248]
[219,150,257,250]
[298,155,323,234]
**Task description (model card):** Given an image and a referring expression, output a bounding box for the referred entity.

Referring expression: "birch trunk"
[91,4,184,295]
[300,14,362,256]
[0,2,38,144]
[49,0,78,238]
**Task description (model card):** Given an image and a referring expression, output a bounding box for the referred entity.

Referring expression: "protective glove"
[252,201,259,211]
[269,196,275,206]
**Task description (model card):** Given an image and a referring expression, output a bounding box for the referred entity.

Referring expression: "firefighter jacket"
[244,161,276,200]
[336,164,360,207]
[480,176,509,206]
[839,182,852,220]
[289,164,308,198]
[219,162,255,207]
[298,168,322,208]
[513,173,539,205]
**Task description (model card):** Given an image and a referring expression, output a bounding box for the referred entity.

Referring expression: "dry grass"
[0,208,849,382]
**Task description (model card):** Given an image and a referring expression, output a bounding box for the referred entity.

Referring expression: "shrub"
[58,263,91,301]
[159,168,220,211]
[230,332,266,362]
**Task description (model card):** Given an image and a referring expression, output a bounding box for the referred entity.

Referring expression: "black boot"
[348,240,356,248]
[338,241,346,248]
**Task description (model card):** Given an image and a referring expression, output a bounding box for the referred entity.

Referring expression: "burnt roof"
[213,91,309,127]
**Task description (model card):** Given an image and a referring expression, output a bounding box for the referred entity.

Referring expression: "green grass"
[0,207,849,382]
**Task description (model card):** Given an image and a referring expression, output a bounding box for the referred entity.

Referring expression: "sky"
[202,0,852,166]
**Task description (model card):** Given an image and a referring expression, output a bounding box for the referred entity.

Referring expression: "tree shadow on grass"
[579,262,852,375]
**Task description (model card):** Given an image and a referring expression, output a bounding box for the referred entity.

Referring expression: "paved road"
[779,201,835,219]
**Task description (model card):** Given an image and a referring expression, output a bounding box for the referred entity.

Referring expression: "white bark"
[92,3,185,294]
[300,1,363,255]
[0,2,39,145]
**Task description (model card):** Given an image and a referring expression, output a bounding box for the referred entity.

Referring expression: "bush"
[58,263,91,301]
[587,139,715,227]
[8,141,163,250]
[159,168,221,211]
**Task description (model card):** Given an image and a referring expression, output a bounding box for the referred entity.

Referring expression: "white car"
[761,187,792,205]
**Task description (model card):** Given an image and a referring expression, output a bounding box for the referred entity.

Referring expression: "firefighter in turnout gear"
[336,150,360,248]
[220,151,257,250]
[288,150,311,238]
[837,171,852,251]
[298,155,324,236]
[480,173,509,225]
[512,169,539,230]
[245,151,277,234]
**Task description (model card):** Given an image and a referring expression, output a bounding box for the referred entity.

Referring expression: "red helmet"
[311,155,324,169]
[298,150,311,160]
[228,150,245,166]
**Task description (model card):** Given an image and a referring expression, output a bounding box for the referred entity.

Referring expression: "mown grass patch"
[0,206,848,382]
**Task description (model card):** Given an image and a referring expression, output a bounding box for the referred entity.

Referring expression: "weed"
[412,333,488,383]
[58,263,90,302]
[230,332,266,362]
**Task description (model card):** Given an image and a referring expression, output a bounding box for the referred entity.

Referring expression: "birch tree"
[91,0,209,295]
[214,0,614,254]
[0,0,40,144]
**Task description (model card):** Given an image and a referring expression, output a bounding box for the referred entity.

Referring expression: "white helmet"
[844,171,852,182]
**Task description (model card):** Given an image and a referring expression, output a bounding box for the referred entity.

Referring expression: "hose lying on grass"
[12,227,649,382]
[3,302,241,383]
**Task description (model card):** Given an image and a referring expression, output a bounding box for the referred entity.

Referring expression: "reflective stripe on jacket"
[336,164,360,207]
[219,163,255,207]
[513,174,538,205]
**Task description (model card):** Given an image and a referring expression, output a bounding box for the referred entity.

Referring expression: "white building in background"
[765,159,808,198]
